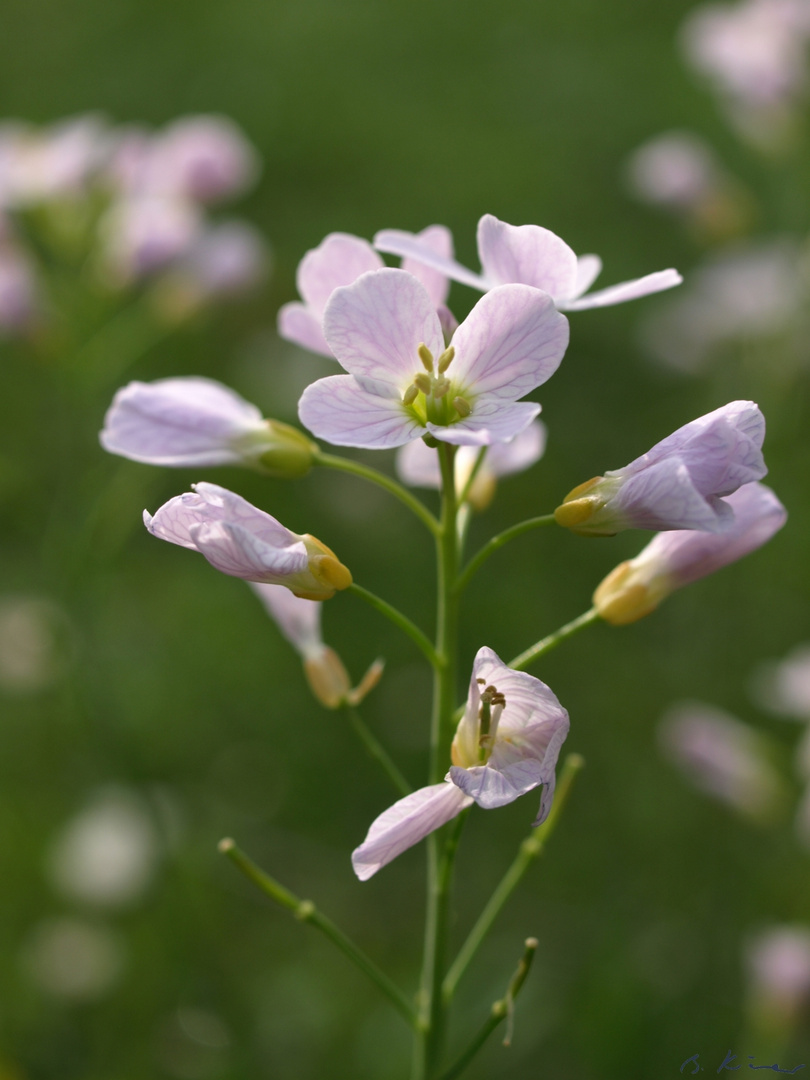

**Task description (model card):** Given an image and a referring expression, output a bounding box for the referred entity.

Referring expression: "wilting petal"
[450,284,569,400]
[322,268,444,387]
[299,374,425,449]
[401,225,453,307]
[428,400,541,446]
[562,268,683,311]
[476,214,579,299]
[100,377,265,466]
[297,233,383,314]
[373,228,487,291]
[277,301,332,356]
[352,782,472,881]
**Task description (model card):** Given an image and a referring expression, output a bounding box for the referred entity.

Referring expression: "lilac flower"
[374,214,681,312]
[278,226,452,358]
[99,195,202,281]
[555,400,767,536]
[658,702,783,819]
[396,420,546,510]
[176,222,268,299]
[626,132,723,209]
[101,377,316,476]
[593,482,786,625]
[352,647,569,880]
[250,583,382,708]
[298,268,569,450]
[144,482,351,600]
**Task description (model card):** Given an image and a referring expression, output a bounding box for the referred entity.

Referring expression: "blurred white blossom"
[22,917,124,1000]
[746,925,810,1027]
[0,596,71,693]
[752,642,810,719]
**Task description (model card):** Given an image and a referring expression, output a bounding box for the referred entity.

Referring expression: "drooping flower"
[396,419,547,510]
[352,647,569,880]
[298,268,569,450]
[101,377,316,476]
[374,213,682,312]
[593,481,786,625]
[555,400,767,536]
[144,482,351,600]
[250,583,383,708]
[278,226,452,358]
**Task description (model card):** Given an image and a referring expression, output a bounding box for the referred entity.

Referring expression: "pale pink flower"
[626,132,722,208]
[659,702,783,819]
[99,195,202,281]
[298,268,568,449]
[753,643,810,720]
[100,377,315,474]
[352,647,569,880]
[593,482,786,625]
[746,926,810,1023]
[0,245,38,332]
[396,419,546,509]
[144,482,351,600]
[177,221,268,299]
[0,115,109,208]
[555,401,767,536]
[374,214,681,312]
[278,226,452,357]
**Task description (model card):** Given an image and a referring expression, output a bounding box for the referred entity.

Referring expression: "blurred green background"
[2,0,809,1077]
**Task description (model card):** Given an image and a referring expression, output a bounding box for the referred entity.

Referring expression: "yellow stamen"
[414,372,432,395]
[437,346,455,373]
[453,396,471,418]
[418,343,434,371]
[402,384,419,406]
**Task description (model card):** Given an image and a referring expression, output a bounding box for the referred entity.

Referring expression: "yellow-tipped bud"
[453,396,471,418]
[554,476,620,534]
[298,536,353,600]
[402,384,419,406]
[414,372,432,395]
[593,560,672,626]
[304,647,352,708]
[418,343,434,371]
[437,346,455,373]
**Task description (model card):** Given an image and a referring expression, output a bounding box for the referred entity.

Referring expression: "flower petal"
[249,583,322,658]
[296,233,383,315]
[401,225,454,307]
[190,520,309,581]
[351,782,473,881]
[561,268,682,311]
[428,401,541,446]
[613,458,736,532]
[449,760,545,809]
[485,420,547,476]
[476,214,579,299]
[277,301,332,357]
[299,374,425,449]
[373,228,488,291]
[449,284,569,400]
[572,254,602,297]
[322,268,444,387]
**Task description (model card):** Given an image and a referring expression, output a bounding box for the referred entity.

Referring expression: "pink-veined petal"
[277,301,332,357]
[352,782,473,881]
[401,225,454,307]
[373,228,488,291]
[296,233,383,314]
[299,374,426,449]
[449,759,546,809]
[322,268,444,388]
[450,284,569,400]
[613,458,735,532]
[476,214,579,299]
[428,401,541,446]
[562,268,682,311]
[190,520,309,581]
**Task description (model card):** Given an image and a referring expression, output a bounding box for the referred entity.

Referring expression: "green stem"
[509,608,600,671]
[314,451,440,536]
[455,515,557,594]
[442,754,584,1002]
[219,838,416,1026]
[413,442,461,1080]
[437,938,539,1080]
[349,583,441,669]
[344,704,412,797]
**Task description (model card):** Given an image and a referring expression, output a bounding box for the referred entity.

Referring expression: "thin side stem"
[219,838,416,1027]
[437,938,539,1080]
[345,704,412,797]
[442,754,584,1002]
[509,608,600,671]
[349,583,441,669]
[314,451,440,536]
[455,515,557,594]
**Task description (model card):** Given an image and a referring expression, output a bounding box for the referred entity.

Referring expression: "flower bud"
[251,421,318,478]
[304,647,352,709]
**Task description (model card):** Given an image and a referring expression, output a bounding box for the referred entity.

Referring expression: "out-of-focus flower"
[352,647,569,880]
[746,925,810,1029]
[658,702,784,819]
[556,401,767,536]
[173,221,268,299]
[47,787,159,906]
[250,583,382,708]
[0,114,109,208]
[593,482,786,625]
[298,268,568,449]
[99,194,202,282]
[752,643,810,719]
[0,245,38,333]
[100,377,316,476]
[22,918,124,1000]
[142,115,258,204]
[396,420,546,510]
[0,596,71,694]
[640,240,806,373]
[144,482,352,600]
[374,213,682,312]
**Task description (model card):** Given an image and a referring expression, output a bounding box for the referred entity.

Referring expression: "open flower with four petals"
[298,268,569,449]
[352,647,570,881]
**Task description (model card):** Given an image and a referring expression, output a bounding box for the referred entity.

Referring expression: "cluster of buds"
[0,113,267,337]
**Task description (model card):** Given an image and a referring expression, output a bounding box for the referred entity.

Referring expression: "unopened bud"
[304,646,352,708]
[299,535,353,600]
[593,559,672,626]
[554,477,612,531]
[255,421,318,478]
